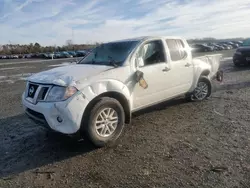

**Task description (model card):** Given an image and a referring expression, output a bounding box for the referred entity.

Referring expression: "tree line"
[0,40,98,55]
[0,37,246,55]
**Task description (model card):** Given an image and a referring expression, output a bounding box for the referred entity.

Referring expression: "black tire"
[83,97,125,147]
[186,76,212,102]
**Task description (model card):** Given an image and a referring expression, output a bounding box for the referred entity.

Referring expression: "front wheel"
[84,97,125,147]
[186,76,211,101]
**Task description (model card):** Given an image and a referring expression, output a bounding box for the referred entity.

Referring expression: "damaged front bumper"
[22,92,89,135]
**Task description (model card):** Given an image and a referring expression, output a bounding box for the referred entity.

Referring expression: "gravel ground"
[0,51,250,188]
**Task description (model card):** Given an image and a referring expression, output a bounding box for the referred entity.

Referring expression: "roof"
[106,36,184,43]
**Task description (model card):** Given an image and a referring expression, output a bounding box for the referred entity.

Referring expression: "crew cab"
[233,38,250,66]
[22,36,223,147]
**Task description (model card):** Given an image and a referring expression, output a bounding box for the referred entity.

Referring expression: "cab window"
[166,39,187,61]
[137,40,166,66]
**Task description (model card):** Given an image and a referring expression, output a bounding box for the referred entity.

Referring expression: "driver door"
[132,40,170,110]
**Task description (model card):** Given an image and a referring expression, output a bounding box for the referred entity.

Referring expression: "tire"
[83,97,125,147]
[186,76,211,102]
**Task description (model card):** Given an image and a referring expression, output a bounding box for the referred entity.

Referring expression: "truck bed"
[193,54,222,77]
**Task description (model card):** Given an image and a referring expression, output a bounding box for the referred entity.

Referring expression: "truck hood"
[28,64,114,86]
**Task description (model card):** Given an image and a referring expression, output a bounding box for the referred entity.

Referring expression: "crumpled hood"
[28,64,113,86]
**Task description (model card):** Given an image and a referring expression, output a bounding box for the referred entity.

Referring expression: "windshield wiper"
[108,56,119,67]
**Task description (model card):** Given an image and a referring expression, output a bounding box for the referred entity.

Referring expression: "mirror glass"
[137,57,144,67]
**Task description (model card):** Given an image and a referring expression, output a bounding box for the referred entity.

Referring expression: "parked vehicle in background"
[207,43,225,51]
[76,50,88,57]
[24,54,32,58]
[62,51,73,58]
[46,53,54,59]
[213,44,224,50]
[191,44,214,52]
[12,55,19,59]
[233,38,250,66]
[235,41,243,46]
[225,42,238,49]
[53,52,62,58]
[231,41,243,47]
[68,51,77,57]
[220,44,230,50]
[205,43,217,51]
[22,36,223,147]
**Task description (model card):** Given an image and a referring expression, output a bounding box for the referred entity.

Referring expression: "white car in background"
[22,36,223,147]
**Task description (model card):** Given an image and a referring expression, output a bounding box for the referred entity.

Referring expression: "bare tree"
[64,39,73,51]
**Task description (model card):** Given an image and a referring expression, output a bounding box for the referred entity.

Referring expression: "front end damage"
[22,90,89,135]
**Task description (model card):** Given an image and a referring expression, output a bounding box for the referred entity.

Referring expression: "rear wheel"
[186,76,211,101]
[83,97,125,147]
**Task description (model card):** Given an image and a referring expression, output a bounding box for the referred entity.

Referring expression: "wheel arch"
[200,69,210,76]
[81,91,131,131]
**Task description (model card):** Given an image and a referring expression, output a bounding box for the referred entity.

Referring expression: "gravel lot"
[1,50,250,188]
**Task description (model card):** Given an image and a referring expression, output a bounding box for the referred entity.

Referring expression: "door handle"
[185,63,191,67]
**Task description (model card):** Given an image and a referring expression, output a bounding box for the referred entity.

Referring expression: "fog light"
[57,116,63,123]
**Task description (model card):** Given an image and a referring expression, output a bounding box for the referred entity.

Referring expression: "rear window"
[166,39,187,61]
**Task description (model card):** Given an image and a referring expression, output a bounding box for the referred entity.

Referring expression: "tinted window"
[166,39,187,61]
[138,40,166,66]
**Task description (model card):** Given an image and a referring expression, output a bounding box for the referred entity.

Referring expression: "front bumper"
[22,92,89,134]
[233,54,250,65]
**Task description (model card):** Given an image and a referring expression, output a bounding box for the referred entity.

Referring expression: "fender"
[78,79,132,125]
[80,79,131,103]
[189,58,212,92]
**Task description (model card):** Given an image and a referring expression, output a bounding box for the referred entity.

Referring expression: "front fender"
[80,79,131,108]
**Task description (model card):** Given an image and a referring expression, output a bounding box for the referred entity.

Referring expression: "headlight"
[235,51,242,55]
[45,86,78,102]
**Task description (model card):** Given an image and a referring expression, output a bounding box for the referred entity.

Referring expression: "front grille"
[242,51,250,57]
[26,108,46,120]
[25,82,52,104]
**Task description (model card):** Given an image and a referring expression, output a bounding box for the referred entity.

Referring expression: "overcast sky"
[0,0,250,46]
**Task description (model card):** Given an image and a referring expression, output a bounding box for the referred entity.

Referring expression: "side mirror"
[135,70,144,82]
[135,70,148,89]
[137,57,144,67]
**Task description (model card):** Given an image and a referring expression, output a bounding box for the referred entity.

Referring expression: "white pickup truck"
[22,36,223,147]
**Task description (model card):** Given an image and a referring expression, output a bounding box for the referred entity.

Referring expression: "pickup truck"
[22,36,223,147]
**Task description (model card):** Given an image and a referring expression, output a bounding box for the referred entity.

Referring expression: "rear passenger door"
[165,39,194,94]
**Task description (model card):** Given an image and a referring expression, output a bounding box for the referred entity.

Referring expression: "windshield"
[77,40,139,66]
[242,38,250,46]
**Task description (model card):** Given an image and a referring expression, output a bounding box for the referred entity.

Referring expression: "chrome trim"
[25,81,53,104]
